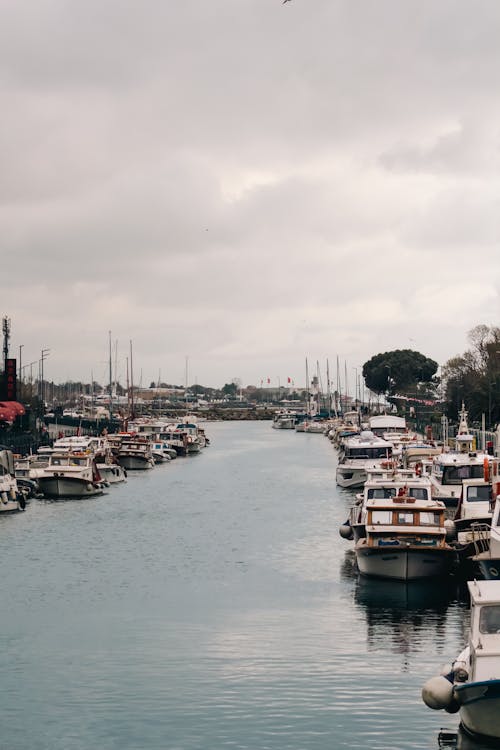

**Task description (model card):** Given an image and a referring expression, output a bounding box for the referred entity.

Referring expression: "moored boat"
[354,490,454,580]
[422,580,500,741]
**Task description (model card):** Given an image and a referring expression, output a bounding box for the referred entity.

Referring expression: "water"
[0,422,477,749]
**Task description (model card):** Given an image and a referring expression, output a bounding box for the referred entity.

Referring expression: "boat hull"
[336,468,367,489]
[96,464,127,484]
[38,477,103,498]
[455,680,500,740]
[355,545,454,580]
[117,456,154,470]
[476,559,500,580]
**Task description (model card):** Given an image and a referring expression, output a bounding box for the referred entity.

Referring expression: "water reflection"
[354,576,468,670]
[436,725,498,749]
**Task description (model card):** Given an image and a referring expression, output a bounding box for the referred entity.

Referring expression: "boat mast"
[108,330,113,420]
[129,340,135,419]
[305,357,309,416]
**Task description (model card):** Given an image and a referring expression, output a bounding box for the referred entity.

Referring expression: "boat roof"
[468,580,500,605]
[366,496,443,509]
[369,415,406,429]
[344,431,393,447]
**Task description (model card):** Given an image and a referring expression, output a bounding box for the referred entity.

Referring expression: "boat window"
[419,512,441,526]
[397,512,414,525]
[408,488,428,500]
[371,510,393,524]
[467,486,492,502]
[479,605,500,634]
[442,465,476,485]
[368,488,396,499]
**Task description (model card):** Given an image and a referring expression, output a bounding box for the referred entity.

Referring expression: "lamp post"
[40,348,50,409]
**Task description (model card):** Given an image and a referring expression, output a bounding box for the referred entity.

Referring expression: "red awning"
[0,401,25,416]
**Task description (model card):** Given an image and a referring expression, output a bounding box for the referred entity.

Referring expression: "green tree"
[362,349,438,396]
[442,324,500,425]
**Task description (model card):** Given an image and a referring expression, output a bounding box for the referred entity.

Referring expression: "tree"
[442,324,500,425]
[221,382,238,398]
[362,349,438,396]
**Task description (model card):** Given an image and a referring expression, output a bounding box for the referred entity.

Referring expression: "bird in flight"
[283,0,292,4]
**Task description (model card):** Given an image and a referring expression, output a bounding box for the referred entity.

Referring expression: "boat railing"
[470,522,491,556]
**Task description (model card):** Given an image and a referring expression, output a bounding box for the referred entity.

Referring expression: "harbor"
[1,419,491,750]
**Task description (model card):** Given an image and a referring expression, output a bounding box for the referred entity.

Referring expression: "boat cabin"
[468,580,500,681]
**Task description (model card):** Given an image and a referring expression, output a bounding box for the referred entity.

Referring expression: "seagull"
[283,0,292,4]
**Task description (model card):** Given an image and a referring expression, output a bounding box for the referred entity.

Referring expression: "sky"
[2,0,500,392]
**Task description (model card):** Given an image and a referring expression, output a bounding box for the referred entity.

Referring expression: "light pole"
[40,348,50,408]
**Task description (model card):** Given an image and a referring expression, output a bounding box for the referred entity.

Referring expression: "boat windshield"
[479,605,500,634]
[346,447,392,459]
[420,511,441,526]
[442,464,484,485]
[466,485,492,502]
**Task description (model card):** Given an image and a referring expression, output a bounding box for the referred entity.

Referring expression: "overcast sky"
[2,0,500,391]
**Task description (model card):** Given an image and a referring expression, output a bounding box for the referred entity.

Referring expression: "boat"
[340,469,433,543]
[0,449,26,512]
[335,430,394,489]
[37,452,105,498]
[469,496,500,580]
[272,410,299,429]
[114,437,155,470]
[422,579,500,741]
[428,404,490,506]
[354,489,454,580]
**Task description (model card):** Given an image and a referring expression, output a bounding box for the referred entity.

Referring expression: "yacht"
[428,404,490,506]
[336,430,394,489]
[114,437,155,470]
[340,470,433,543]
[422,580,500,741]
[0,450,26,512]
[37,452,105,498]
[354,490,454,580]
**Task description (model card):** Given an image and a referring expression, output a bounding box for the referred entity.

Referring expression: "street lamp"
[40,348,50,407]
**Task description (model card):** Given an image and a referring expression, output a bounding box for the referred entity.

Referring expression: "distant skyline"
[2,1,499,389]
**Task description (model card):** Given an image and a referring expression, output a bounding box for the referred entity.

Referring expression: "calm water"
[0,422,481,749]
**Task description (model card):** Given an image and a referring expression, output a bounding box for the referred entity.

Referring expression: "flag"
[287,377,291,384]
[267,377,271,384]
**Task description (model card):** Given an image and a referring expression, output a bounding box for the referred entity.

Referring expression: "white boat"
[95,461,127,484]
[0,450,26,512]
[470,496,500,580]
[428,404,490,506]
[354,490,454,580]
[37,452,105,498]
[115,438,155,470]
[272,410,298,429]
[422,580,500,741]
[335,430,394,489]
[340,470,433,543]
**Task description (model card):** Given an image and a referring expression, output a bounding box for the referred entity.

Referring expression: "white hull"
[38,477,103,498]
[96,464,127,484]
[118,455,154,470]
[336,467,367,489]
[355,544,453,580]
[0,498,23,513]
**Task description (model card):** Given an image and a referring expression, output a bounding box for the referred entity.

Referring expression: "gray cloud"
[2,0,500,386]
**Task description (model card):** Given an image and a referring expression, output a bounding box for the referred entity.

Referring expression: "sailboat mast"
[108,330,113,420]
[129,340,135,419]
[305,357,309,416]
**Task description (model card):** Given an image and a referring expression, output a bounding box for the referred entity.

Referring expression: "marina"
[0,420,488,750]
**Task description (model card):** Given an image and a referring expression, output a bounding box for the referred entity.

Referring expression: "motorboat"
[336,430,394,489]
[422,579,500,741]
[0,449,26,512]
[340,470,433,543]
[470,497,500,580]
[354,490,454,580]
[428,405,490,506]
[37,452,105,498]
[115,437,154,470]
[272,410,298,429]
